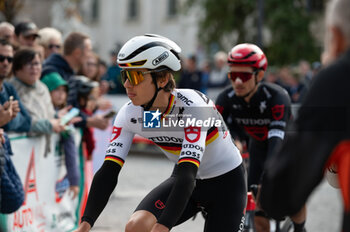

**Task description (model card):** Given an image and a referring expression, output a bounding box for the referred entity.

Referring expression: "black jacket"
[260,49,350,232]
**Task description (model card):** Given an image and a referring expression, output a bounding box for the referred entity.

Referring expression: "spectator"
[75,76,100,160]
[178,55,203,91]
[38,27,63,59]
[97,59,108,95]
[0,40,31,133]
[208,51,229,88]
[9,48,64,153]
[284,68,307,103]
[101,49,126,94]
[78,52,99,82]
[0,128,24,214]
[97,59,107,81]
[14,21,40,48]
[41,32,109,130]
[200,60,210,94]
[41,72,80,198]
[259,0,350,231]
[78,53,112,111]
[0,22,15,44]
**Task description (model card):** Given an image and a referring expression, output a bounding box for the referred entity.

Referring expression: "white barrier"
[0,131,86,232]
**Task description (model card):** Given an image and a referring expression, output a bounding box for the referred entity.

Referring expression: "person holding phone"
[41,72,81,198]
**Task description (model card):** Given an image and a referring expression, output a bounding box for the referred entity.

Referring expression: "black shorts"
[135,163,247,232]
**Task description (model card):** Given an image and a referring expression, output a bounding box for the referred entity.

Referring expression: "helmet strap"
[142,74,163,111]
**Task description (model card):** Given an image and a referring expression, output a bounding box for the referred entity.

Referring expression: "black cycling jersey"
[260,49,350,232]
[216,82,291,186]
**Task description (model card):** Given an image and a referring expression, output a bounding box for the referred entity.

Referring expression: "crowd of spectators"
[0,20,124,214]
[0,19,322,215]
[178,53,322,103]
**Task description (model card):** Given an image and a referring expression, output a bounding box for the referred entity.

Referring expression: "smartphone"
[103,110,117,119]
[60,107,80,125]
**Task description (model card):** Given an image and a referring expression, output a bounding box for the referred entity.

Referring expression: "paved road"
[91,152,342,232]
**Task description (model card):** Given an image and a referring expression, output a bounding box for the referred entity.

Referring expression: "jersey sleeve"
[266,89,291,160]
[104,103,135,168]
[268,89,291,140]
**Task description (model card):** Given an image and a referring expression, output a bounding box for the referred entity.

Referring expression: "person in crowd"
[75,34,246,232]
[178,55,203,91]
[9,48,65,154]
[259,0,350,231]
[101,49,126,94]
[0,128,24,215]
[41,32,109,131]
[78,53,112,111]
[41,72,81,198]
[97,59,109,95]
[75,76,100,160]
[14,21,40,48]
[215,43,307,232]
[0,40,31,133]
[208,51,230,88]
[284,68,307,103]
[78,52,100,82]
[199,60,210,94]
[38,27,63,59]
[0,22,15,44]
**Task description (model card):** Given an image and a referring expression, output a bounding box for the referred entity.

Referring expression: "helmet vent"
[119,42,173,61]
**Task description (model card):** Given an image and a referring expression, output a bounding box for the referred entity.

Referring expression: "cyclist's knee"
[125,210,156,232]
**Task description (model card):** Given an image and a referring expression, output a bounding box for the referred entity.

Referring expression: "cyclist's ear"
[157,73,170,88]
[257,70,265,82]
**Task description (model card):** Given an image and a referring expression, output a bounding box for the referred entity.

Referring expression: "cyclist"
[260,0,350,231]
[75,34,247,232]
[215,43,306,232]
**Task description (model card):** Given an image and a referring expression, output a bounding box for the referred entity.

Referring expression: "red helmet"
[227,43,268,71]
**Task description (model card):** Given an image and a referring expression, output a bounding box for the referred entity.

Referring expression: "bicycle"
[243,187,293,232]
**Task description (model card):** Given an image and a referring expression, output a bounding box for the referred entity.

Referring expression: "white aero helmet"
[117,34,181,71]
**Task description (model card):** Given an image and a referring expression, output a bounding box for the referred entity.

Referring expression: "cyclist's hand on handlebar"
[249,184,263,209]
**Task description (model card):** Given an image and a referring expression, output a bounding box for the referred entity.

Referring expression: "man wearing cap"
[0,22,15,44]
[14,21,40,48]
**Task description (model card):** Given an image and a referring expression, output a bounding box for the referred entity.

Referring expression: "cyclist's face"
[229,66,256,97]
[123,68,156,106]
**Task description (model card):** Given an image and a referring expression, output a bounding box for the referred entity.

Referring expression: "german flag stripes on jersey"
[105,155,125,167]
[105,89,242,179]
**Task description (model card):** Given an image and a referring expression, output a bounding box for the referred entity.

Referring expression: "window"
[167,0,178,17]
[306,0,325,12]
[91,0,99,22]
[128,0,139,20]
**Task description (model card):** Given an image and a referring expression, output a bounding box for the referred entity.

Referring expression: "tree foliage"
[0,0,24,23]
[185,0,321,65]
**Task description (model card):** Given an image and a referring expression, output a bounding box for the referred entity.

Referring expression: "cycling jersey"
[107,88,242,179]
[216,82,291,186]
[82,88,244,230]
[260,49,350,232]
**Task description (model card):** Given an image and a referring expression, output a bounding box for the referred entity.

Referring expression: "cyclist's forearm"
[81,161,121,227]
[157,162,197,229]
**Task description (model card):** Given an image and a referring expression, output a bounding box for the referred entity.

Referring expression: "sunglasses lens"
[228,72,254,82]
[0,55,13,63]
[121,70,145,86]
